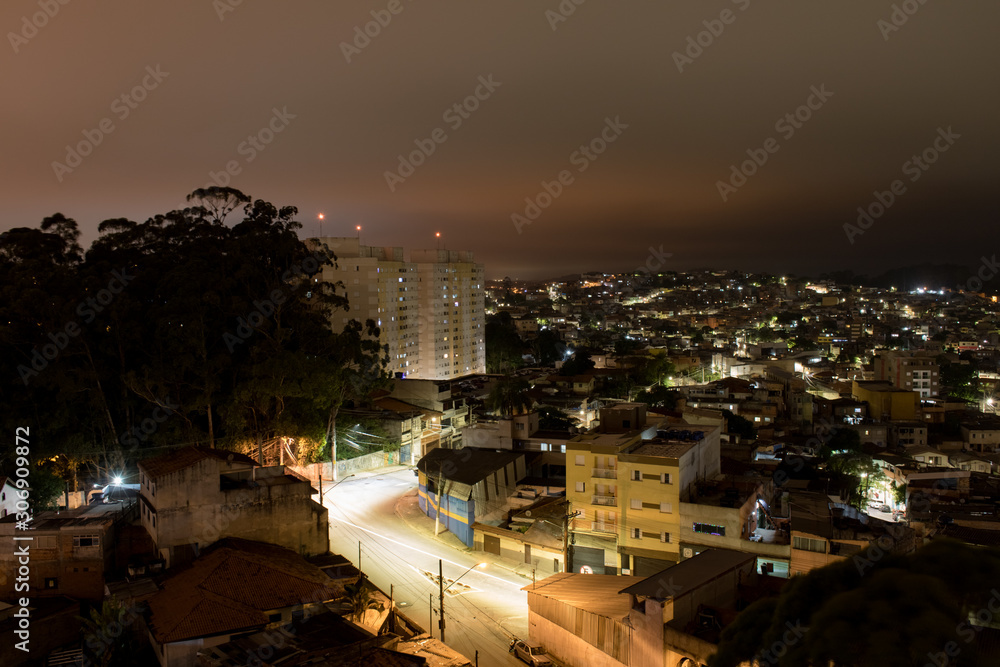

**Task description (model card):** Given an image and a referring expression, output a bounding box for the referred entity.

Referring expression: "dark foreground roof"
[618,548,755,599]
[416,448,522,486]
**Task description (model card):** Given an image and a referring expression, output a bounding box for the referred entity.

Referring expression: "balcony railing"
[592,468,617,479]
[591,495,617,506]
[591,522,618,534]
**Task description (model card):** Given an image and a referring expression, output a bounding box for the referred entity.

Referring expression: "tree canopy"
[710,539,1000,667]
[0,188,388,487]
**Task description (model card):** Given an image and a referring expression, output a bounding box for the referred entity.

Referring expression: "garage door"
[484,534,501,555]
[571,546,605,574]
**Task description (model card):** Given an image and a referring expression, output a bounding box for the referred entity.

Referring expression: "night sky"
[2,1,997,279]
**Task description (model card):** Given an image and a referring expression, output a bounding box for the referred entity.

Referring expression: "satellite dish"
[524,511,532,517]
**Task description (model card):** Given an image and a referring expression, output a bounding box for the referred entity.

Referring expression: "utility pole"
[358,542,362,572]
[563,501,571,574]
[429,593,434,639]
[439,559,446,642]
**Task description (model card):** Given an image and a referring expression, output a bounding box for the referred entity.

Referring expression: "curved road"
[323,468,530,667]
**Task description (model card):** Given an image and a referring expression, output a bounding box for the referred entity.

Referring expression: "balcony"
[592,468,617,479]
[591,522,618,534]
[591,495,617,507]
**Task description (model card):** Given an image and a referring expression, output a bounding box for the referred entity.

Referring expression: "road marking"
[335,517,524,588]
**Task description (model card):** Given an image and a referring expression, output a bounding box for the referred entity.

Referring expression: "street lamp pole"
[322,473,355,499]
[439,560,445,642]
[438,559,486,644]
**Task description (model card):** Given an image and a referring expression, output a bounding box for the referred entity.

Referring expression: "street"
[323,468,530,667]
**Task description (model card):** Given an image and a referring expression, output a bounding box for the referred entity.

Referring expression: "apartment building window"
[631,470,642,481]
[575,482,585,493]
[631,527,641,539]
[661,532,671,543]
[660,473,672,484]
[575,455,585,466]
[630,498,642,510]
[660,502,672,513]
[693,523,725,536]
[73,535,99,548]
[793,536,827,553]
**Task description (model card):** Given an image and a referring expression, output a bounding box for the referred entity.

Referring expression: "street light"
[438,560,486,643]
[322,473,355,498]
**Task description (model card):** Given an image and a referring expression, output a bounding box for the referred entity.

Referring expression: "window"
[793,536,827,553]
[73,535,99,548]
[45,578,58,589]
[661,532,671,543]
[693,523,725,536]
[631,470,642,481]
[575,482,585,493]
[575,455,585,466]
[630,498,642,510]
[660,473,672,484]
[268,613,282,623]
[631,527,641,539]
[660,502,672,513]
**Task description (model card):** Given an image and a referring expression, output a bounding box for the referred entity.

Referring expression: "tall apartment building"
[310,238,485,380]
[874,350,941,398]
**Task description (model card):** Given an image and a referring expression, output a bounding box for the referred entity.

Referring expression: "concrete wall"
[141,459,328,565]
[0,520,113,601]
[474,528,564,574]
[290,450,401,486]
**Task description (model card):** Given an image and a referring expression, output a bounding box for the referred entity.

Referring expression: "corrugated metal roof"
[523,573,645,619]
[618,548,755,599]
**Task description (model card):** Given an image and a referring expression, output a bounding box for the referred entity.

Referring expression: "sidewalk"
[395,492,536,583]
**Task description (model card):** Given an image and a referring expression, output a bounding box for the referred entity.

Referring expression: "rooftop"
[618,548,756,599]
[147,538,345,644]
[416,448,522,487]
[138,446,257,480]
[524,572,645,619]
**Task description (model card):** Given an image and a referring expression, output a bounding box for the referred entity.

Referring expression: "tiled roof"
[147,538,343,644]
[138,447,257,480]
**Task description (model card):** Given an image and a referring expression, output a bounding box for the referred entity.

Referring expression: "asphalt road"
[323,468,530,667]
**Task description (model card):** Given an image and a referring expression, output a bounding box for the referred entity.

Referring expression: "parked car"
[879,504,891,513]
[510,639,553,667]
